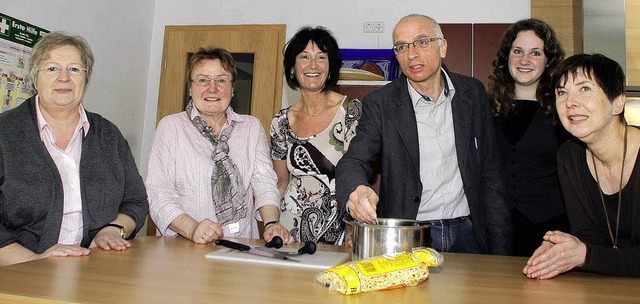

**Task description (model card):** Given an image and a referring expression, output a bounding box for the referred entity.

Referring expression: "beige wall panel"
[531,0,583,55]
[628,0,640,86]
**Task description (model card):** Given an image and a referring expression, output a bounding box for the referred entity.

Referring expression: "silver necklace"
[591,126,627,249]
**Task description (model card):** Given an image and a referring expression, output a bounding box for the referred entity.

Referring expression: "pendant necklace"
[591,126,627,249]
[303,95,331,117]
[306,106,324,117]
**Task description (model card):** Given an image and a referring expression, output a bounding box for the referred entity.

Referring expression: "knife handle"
[265,236,283,248]
[298,241,317,255]
[215,239,251,251]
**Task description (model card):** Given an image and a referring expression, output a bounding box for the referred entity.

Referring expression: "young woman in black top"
[488,19,570,256]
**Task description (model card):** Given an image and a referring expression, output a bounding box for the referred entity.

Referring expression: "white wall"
[1,0,530,177]
[0,0,155,168]
[143,0,529,176]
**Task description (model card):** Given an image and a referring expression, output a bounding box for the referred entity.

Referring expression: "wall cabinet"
[440,23,512,88]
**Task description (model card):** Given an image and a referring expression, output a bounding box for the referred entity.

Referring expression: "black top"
[583,152,635,248]
[558,139,640,277]
[495,100,572,223]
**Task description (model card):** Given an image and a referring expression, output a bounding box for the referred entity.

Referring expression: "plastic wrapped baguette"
[316,247,444,295]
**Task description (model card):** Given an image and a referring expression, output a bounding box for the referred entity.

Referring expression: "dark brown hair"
[487,18,564,119]
[283,26,341,92]
[542,53,626,123]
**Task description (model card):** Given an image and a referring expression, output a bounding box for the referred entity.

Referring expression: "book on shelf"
[339,68,385,81]
[338,68,390,86]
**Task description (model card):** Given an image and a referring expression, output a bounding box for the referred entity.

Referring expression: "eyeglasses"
[37,64,87,77]
[392,37,443,55]
[191,76,232,87]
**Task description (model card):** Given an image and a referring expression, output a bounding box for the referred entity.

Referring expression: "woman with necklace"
[524,54,640,279]
[271,26,362,245]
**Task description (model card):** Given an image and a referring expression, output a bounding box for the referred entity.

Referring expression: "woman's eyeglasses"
[191,76,232,87]
[37,64,87,77]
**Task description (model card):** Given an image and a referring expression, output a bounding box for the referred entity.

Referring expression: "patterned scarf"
[185,101,246,225]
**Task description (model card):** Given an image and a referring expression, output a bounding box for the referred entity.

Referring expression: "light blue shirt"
[408,69,470,221]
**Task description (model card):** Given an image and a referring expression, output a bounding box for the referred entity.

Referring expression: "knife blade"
[215,239,300,262]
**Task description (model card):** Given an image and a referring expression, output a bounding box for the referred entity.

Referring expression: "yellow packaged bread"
[316,247,443,295]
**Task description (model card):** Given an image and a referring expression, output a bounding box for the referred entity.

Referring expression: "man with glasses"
[336,14,511,255]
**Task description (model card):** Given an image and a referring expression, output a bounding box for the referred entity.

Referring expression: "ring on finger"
[202,233,206,240]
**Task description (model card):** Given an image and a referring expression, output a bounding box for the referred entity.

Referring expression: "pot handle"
[342,218,355,226]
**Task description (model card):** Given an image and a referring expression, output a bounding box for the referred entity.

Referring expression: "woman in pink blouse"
[146,46,292,244]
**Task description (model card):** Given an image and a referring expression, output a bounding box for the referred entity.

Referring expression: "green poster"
[0,12,49,112]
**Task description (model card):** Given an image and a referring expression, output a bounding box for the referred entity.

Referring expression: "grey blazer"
[336,72,512,255]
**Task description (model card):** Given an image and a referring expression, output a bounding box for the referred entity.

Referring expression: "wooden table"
[0,236,639,303]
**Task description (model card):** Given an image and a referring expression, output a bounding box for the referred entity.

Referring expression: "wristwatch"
[103,223,127,239]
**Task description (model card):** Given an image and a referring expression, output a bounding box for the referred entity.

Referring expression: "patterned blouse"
[270,96,362,245]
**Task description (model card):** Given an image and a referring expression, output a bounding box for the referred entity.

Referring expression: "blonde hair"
[29,31,94,91]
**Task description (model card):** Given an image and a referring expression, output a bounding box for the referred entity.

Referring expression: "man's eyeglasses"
[191,76,232,87]
[392,37,443,55]
[37,64,87,77]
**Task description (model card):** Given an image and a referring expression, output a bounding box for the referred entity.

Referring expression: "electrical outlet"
[363,22,375,33]
[363,21,384,33]
[373,21,384,33]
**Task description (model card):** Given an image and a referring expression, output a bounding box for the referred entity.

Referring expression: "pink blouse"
[146,107,279,239]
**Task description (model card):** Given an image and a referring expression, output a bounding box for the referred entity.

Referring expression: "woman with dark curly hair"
[270,26,362,245]
[487,18,571,256]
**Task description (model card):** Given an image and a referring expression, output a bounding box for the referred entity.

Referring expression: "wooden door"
[149,25,286,236]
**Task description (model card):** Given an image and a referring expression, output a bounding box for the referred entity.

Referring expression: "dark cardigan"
[0,97,149,253]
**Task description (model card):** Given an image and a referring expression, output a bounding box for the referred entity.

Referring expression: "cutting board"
[206,247,350,270]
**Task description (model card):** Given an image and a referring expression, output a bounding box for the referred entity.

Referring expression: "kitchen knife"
[215,239,300,262]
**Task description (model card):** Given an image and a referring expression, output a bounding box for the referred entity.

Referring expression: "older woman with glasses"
[0,31,149,266]
[146,46,292,244]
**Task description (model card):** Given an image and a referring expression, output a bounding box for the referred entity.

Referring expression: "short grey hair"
[28,31,95,91]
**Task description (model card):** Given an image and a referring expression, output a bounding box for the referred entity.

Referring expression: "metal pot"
[346,218,431,260]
